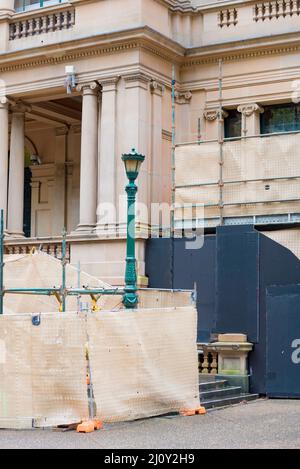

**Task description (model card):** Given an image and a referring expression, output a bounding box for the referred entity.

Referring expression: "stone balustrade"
[218,8,238,28]
[4,240,70,260]
[198,345,218,374]
[254,1,300,21]
[9,8,75,40]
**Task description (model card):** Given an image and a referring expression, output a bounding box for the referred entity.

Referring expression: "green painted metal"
[121,149,145,309]
[61,228,67,312]
[0,210,4,315]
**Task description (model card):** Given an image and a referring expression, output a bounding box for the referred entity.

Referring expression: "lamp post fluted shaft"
[123,179,138,308]
[122,148,145,309]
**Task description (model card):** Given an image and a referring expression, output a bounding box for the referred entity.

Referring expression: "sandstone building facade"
[1,0,300,284]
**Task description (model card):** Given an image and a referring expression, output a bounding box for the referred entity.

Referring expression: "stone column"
[0,97,9,229]
[237,103,264,137]
[76,82,99,233]
[7,104,26,237]
[96,77,119,234]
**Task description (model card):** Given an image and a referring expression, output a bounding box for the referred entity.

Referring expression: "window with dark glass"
[260,103,300,134]
[224,109,242,139]
[15,0,64,12]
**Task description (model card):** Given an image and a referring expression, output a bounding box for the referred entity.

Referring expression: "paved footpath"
[0,399,300,449]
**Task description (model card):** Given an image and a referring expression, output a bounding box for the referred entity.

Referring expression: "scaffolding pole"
[218,59,224,226]
[171,64,176,289]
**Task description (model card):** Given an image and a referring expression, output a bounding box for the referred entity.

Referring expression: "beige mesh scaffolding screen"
[88,307,200,423]
[175,133,300,224]
[0,304,199,428]
[3,251,111,314]
[0,313,88,429]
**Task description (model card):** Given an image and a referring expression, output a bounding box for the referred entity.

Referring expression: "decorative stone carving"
[204,108,228,121]
[76,82,99,95]
[150,80,165,96]
[237,103,264,116]
[175,90,192,104]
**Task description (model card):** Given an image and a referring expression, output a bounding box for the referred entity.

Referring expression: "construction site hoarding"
[88,306,199,422]
[0,305,199,429]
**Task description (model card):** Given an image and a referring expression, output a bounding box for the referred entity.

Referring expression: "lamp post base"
[123,291,138,309]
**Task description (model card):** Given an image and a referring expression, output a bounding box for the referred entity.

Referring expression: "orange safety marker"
[76,419,103,433]
[179,406,206,417]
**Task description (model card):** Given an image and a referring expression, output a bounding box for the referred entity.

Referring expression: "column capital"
[204,108,228,121]
[55,126,69,137]
[237,103,264,116]
[123,72,151,90]
[150,80,165,97]
[11,100,32,114]
[99,76,120,93]
[175,90,192,105]
[76,81,100,95]
[0,96,8,109]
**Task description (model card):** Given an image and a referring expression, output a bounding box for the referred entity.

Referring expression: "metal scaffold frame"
[173,58,300,228]
[0,210,124,316]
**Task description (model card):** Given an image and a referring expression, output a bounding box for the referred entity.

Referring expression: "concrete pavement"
[0,399,300,449]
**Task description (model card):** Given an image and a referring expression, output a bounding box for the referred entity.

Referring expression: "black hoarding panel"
[215,225,260,343]
[145,236,216,343]
[173,237,216,343]
[266,285,300,397]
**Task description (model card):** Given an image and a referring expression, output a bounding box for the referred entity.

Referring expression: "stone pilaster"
[96,77,119,234]
[0,97,9,229]
[237,103,264,137]
[150,81,165,205]
[204,108,228,140]
[76,82,99,233]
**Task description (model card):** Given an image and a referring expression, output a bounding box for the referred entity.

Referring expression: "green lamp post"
[122,148,145,309]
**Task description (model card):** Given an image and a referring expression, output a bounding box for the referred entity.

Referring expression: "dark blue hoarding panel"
[215,225,260,343]
[173,237,216,343]
[145,236,216,343]
[266,285,300,397]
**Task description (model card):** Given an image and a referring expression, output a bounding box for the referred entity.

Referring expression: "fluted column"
[76,82,99,232]
[0,97,9,229]
[7,104,26,237]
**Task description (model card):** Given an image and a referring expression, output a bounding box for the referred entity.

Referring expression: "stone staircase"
[199,376,259,410]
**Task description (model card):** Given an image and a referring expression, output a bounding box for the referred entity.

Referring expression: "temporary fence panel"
[0,313,88,429]
[88,306,200,422]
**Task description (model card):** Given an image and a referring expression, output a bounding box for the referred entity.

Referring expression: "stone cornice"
[0,26,184,73]
[1,22,300,76]
[183,31,300,67]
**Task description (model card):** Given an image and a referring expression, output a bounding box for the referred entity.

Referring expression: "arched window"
[15,0,65,13]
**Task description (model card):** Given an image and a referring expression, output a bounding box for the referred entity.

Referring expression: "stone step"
[201,393,259,410]
[199,380,228,391]
[200,386,242,401]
